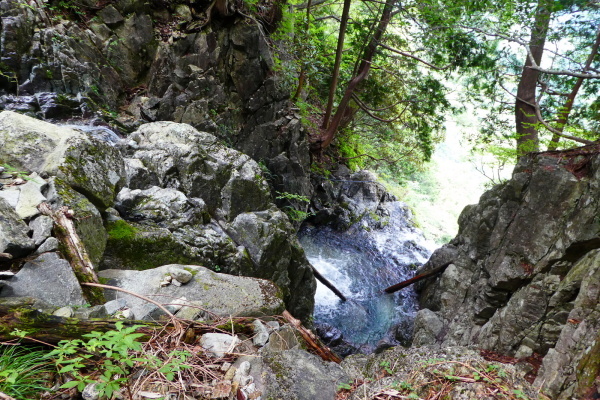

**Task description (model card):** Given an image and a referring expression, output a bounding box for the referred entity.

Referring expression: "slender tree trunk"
[316,0,395,150]
[292,0,314,102]
[547,26,600,150]
[515,0,552,156]
[321,0,352,128]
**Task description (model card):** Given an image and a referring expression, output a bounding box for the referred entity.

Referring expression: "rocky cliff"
[413,146,600,399]
[0,111,316,320]
[0,0,312,204]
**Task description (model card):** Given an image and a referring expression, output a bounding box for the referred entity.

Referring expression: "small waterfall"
[59,123,123,144]
[299,201,434,352]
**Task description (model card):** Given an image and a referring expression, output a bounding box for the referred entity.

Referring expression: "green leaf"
[60,380,82,389]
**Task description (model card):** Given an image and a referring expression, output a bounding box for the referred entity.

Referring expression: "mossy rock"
[57,137,125,210]
[100,220,196,271]
[46,177,107,267]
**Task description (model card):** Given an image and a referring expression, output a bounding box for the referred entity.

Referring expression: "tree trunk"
[515,0,552,156]
[292,0,314,102]
[320,0,352,129]
[547,26,600,150]
[315,0,395,150]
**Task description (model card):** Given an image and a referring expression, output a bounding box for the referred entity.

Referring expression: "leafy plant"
[380,360,393,374]
[0,345,53,399]
[275,191,310,203]
[47,321,192,398]
[276,191,313,222]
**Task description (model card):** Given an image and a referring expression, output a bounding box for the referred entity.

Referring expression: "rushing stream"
[299,201,434,352]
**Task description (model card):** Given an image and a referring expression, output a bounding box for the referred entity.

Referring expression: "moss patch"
[101,222,197,271]
[107,220,138,240]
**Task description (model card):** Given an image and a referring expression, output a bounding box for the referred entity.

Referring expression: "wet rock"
[315,323,344,347]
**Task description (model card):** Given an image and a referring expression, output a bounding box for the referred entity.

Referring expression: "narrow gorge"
[0,0,598,399]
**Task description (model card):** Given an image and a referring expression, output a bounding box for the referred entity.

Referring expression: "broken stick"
[38,202,105,305]
[384,262,451,294]
[309,265,347,302]
[282,310,342,363]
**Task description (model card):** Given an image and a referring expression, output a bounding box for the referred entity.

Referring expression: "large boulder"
[0,197,35,257]
[98,265,285,321]
[0,252,87,307]
[110,122,316,321]
[0,111,126,209]
[414,147,600,399]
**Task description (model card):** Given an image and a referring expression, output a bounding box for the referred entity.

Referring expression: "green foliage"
[275,191,310,204]
[47,322,192,398]
[0,345,52,399]
[379,360,393,374]
[276,191,313,222]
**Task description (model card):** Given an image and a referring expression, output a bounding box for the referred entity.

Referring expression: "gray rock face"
[0,1,312,203]
[0,111,126,210]
[415,149,600,399]
[98,265,285,321]
[1,252,86,306]
[252,347,349,400]
[105,122,315,320]
[310,168,403,231]
[0,197,35,257]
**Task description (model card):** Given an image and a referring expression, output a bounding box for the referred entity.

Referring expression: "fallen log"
[282,310,342,363]
[309,265,347,302]
[384,262,451,294]
[0,297,160,344]
[38,203,105,305]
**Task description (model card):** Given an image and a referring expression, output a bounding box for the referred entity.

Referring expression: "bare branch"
[377,42,451,70]
[351,93,405,123]
[525,65,600,79]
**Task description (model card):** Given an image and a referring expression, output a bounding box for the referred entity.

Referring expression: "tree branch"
[377,42,451,71]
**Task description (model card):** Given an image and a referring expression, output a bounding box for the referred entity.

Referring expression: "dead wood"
[384,262,451,294]
[37,202,105,305]
[309,265,347,302]
[0,298,161,344]
[282,310,342,363]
